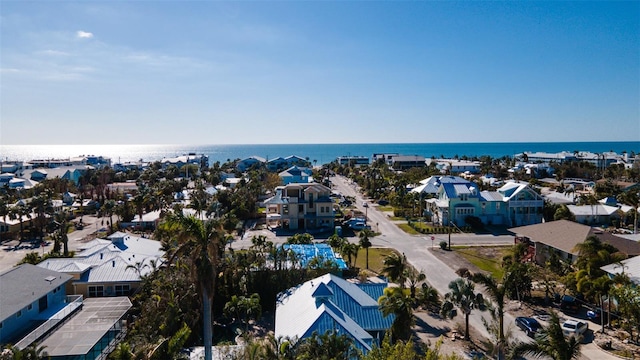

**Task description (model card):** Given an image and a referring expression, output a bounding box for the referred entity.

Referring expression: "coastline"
[1,141,639,166]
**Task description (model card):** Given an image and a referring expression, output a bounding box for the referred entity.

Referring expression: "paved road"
[329,175,617,360]
[0,215,111,273]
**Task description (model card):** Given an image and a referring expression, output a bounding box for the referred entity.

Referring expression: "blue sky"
[1,1,638,145]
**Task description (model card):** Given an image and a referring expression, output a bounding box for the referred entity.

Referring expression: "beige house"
[264,183,334,231]
[510,220,640,265]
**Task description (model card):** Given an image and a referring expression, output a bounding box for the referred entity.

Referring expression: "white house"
[275,274,393,355]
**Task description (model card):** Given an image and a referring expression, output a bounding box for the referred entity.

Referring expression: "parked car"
[350,223,371,231]
[377,199,389,206]
[586,309,601,322]
[561,319,588,338]
[515,316,541,337]
[560,295,580,314]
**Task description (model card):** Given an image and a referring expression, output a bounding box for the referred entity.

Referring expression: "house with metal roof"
[236,156,266,172]
[37,232,163,298]
[566,204,620,226]
[275,273,393,355]
[0,264,75,346]
[266,155,310,172]
[427,180,543,227]
[411,176,468,197]
[278,166,313,185]
[510,220,640,265]
[601,255,640,286]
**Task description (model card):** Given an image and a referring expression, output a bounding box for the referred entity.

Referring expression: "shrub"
[439,241,448,250]
[464,216,484,230]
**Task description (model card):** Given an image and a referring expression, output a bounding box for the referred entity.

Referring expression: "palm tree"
[382,252,408,287]
[378,287,414,341]
[404,266,426,299]
[340,242,359,268]
[103,199,116,231]
[327,233,345,250]
[416,283,441,313]
[295,330,360,360]
[358,228,374,269]
[164,214,224,360]
[472,273,507,357]
[509,311,582,360]
[441,278,485,340]
[0,197,9,243]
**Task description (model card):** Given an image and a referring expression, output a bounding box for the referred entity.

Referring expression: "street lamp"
[363,202,369,224]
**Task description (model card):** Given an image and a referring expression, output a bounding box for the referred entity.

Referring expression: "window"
[283,205,289,215]
[28,304,32,311]
[115,285,130,296]
[88,286,104,297]
[0,322,3,329]
[16,310,22,318]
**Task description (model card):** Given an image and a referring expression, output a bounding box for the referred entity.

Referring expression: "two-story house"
[236,156,266,172]
[428,180,543,227]
[266,155,310,172]
[264,183,334,231]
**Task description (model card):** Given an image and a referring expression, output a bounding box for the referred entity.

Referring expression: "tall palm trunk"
[203,288,213,360]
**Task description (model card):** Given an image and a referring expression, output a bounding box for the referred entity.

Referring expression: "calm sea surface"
[1,142,639,165]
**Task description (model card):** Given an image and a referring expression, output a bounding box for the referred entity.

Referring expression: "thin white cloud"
[76,30,93,39]
[37,49,69,56]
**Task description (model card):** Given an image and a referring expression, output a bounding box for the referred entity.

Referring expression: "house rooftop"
[0,264,72,321]
[39,297,132,357]
[510,220,640,257]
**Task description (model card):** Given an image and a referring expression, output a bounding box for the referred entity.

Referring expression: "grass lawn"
[377,206,394,212]
[452,246,510,279]
[354,247,399,274]
[396,223,420,235]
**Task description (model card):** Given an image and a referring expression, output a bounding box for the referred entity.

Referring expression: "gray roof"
[0,264,72,321]
[39,297,132,356]
[37,234,163,284]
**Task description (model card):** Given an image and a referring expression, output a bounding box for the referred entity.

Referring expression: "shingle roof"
[0,264,72,321]
[510,220,640,257]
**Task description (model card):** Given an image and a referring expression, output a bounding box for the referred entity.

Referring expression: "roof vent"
[112,260,116,267]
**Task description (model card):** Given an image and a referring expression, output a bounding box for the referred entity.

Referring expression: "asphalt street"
[328,174,617,360]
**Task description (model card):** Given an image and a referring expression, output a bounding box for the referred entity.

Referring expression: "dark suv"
[515,317,541,337]
[560,295,580,314]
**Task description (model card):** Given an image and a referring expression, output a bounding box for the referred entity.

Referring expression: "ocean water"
[1,142,639,166]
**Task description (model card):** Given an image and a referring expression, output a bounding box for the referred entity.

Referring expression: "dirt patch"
[428,247,484,275]
[413,309,490,358]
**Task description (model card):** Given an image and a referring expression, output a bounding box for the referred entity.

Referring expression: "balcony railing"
[15,295,83,350]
